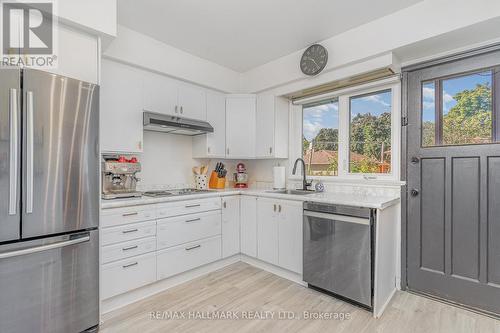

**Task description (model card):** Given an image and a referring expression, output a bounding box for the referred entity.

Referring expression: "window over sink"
[296,78,400,181]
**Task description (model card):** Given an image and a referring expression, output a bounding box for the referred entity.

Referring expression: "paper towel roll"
[273,166,286,190]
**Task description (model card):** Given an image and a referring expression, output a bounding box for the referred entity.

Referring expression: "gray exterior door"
[406,50,500,314]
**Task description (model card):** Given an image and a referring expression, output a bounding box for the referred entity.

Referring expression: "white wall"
[58,0,117,37]
[241,0,500,93]
[103,25,241,93]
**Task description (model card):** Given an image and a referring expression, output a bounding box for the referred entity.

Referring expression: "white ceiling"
[118,0,422,73]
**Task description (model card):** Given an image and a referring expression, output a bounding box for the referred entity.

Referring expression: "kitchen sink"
[266,189,316,195]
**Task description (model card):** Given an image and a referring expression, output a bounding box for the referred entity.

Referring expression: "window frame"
[291,79,401,182]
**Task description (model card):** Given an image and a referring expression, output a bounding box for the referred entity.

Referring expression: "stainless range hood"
[143,111,214,136]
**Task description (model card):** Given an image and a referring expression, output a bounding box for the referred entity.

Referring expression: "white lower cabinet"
[278,201,303,274]
[101,220,156,246]
[257,198,279,265]
[101,252,156,299]
[101,236,156,264]
[157,236,222,280]
[240,196,257,257]
[157,211,221,250]
[257,198,303,273]
[221,196,240,258]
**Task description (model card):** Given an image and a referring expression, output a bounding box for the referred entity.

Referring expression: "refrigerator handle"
[0,232,90,259]
[9,88,18,215]
[26,91,34,214]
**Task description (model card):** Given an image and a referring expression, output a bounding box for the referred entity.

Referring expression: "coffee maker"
[102,155,142,199]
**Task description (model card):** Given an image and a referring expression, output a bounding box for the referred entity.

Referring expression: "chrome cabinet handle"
[269,147,272,155]
[273,204,276,212]
[185,218,201,223]
[122,212,139,217]
[278,205,282,213]
[122,228,138,234]
[122,262,138,269]
[122,245,138,251]
[180,106,183,114]
[223,201,227,208]
[185,204,200,208]
[26,91,34,214]
[9,88,18,215]
[185,244,201,251]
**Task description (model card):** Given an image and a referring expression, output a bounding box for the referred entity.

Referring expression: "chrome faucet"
[292,158,313,191]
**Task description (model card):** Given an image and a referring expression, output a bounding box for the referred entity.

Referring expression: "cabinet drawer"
[102,236,156,264]
[157,236,221,280]
[101,221,156,246]
[101,206,156,227]
[101,252,156,299]
[156,198,221,218]
[157,211,221,250]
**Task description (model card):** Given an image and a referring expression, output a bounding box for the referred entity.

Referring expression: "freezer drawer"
[303,209,372,308]
[0,230,99,333]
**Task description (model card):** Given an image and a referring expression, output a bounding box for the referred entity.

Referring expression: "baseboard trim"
[240,255,306,286]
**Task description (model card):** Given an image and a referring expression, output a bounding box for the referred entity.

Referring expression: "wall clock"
[300,44,328,76]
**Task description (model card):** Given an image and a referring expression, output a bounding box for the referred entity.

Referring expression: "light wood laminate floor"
[101,262,500,333]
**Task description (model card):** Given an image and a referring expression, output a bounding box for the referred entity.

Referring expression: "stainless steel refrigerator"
[0,68,99,333]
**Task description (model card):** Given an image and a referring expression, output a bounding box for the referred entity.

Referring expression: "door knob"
[411,156,420,164]
[410,189,419,197]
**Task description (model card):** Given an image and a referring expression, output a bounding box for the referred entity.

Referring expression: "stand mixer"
[234,162,249,188]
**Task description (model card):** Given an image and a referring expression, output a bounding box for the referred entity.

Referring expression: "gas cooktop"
[142,188,213,197]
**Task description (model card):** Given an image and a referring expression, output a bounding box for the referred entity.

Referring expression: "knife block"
[209,171,226,189]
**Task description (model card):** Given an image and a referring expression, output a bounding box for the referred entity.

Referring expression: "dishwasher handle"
[304,210,370,226]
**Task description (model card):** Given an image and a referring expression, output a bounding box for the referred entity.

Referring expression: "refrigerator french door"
[0,68,100,333]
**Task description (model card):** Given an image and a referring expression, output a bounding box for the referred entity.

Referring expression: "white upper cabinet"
[142,71,178,116]
[192,91,226,158]
[143,72,207,120]
[256,94,289,159]
[221,196,240,258]
[225,95,256,159]
[177,84,206,120]
[100,59,144,153]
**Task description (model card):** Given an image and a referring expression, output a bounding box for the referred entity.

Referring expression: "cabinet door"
[225,96,256,158]
[178,84,206,120]
[257,198,278,265]
[278,200,303,274]
[222,196,240,258]
[100,59,143,153]
[193,92,226,158]
[240,196,257,257]
[142,71,178,116]
[256,94,275,158]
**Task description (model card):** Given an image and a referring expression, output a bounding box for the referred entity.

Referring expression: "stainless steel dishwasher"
[303,202,374,309]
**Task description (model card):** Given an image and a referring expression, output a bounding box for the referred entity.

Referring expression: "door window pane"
[442,71,492,145]
[349,90,392,174]
[421,71,493,147]
[302,100,339,176]
[422,81,436,147]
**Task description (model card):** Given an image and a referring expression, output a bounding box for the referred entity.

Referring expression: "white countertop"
[101,188,400,210]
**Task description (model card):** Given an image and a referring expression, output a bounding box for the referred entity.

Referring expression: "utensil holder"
[194,175,208,190]
[209,171,226,189]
